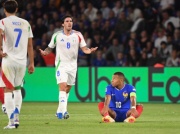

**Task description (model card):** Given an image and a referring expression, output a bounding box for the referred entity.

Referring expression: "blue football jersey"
[105,84,136,109]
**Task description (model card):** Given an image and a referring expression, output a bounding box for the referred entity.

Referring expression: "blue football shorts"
[111,108,129,122]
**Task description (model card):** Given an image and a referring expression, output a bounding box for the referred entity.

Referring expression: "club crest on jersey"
[72,37,76,43]
[123,91,128,99]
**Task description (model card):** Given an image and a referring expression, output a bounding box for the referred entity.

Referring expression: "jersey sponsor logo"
[12,22,21,25]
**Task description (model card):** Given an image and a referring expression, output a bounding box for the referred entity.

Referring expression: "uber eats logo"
[75,67,180,103]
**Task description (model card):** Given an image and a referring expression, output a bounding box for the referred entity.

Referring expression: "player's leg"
[56,67,68,119]
[13,64,26,128]
[2,60,15,129]
[0,70,7,114]
[0,87,6,114]
[62,85,71,119]
[124,104,143,123]
[136,104,143,117]
[98,102,116,123]
[63,71,76,119]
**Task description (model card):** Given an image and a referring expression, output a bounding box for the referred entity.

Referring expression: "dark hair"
[61,15,73,23]
[4,0,18,13]
[114,72,125,79]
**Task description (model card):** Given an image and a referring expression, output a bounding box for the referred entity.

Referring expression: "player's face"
[111,75,122,87]
[63,17,73,31]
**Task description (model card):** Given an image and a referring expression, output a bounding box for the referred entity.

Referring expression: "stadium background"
[0,0,179,103]
[0,1,179,134]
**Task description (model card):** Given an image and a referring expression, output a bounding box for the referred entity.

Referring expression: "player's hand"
[39,49,48,56]
[131,108,139,117]
[28,64,34,74]
[0,51,7,58]
[90,47,98,53]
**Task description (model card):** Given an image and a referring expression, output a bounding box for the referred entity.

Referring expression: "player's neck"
[6,13,16,17]
[116,84,125,90]
[63,29,72,36]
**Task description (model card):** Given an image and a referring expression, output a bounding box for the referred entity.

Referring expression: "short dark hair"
[114,72,125,79]
[4,0,18,13]
[61,15,73,23]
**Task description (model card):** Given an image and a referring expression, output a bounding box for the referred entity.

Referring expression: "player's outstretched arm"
[39,47,53,56]
[81,46,98,54]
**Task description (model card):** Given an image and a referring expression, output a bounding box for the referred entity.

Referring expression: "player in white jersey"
[0,0,34,129]
[39,15,98,119]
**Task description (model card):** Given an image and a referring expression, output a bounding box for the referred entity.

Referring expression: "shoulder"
[106,84,114,90]
[53,30,63,37]
[125,84,136,91]
[72,30,82,36]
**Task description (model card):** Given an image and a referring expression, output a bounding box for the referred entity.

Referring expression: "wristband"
[131,106,136,109]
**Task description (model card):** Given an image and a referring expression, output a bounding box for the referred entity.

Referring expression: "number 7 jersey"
[0,16,33,65]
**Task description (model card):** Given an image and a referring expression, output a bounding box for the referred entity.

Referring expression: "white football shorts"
[1,56,26,89]
[56,63,77,85]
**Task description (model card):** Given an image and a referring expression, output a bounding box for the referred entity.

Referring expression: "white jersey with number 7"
[0,16,33,65]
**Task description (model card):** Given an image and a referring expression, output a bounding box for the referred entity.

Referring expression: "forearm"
[27,39,34,65]
[82,47,91,54]
[104,95,111,107]
[130,96,136,108]
[44,47,53,55]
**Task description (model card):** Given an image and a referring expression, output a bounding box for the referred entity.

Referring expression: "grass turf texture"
[0,103,180,134]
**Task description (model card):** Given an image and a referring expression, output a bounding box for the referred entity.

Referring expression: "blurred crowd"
[0,0,180,67]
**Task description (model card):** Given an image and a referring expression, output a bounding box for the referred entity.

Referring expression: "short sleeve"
[78,32,87,48]
[129,85,136,93]
[28,24,33,38]
[48,33,58,48]
[105,85,112,95]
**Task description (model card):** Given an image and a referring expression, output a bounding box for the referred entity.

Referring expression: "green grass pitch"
[0,103,180,134]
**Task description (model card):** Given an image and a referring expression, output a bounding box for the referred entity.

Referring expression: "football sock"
[57,91,67,114]
[0,87,4,104]
[66,93,69,110]
[136,105,143,117]
[13,90,22,121]
[98,102,109,116]
[5,92,14,125]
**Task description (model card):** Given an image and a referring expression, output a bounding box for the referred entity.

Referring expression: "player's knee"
[59,83,67,91]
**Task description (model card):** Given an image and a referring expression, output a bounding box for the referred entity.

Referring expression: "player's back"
[1,16,32,65]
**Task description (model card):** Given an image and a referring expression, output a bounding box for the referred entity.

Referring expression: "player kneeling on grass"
[98,72,143,123]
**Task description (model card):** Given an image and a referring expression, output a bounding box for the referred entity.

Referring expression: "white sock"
[66,93,69,110]
[57,91,67,114]
[5,92,14,125]
[13,90,22,114]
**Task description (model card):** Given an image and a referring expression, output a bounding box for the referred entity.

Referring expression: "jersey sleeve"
[105,85,112,95]
[48,33,58,48]
[0,20,5,31]
[78,32,87,48]
[28,24,33,38]
[129,85,136,93]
